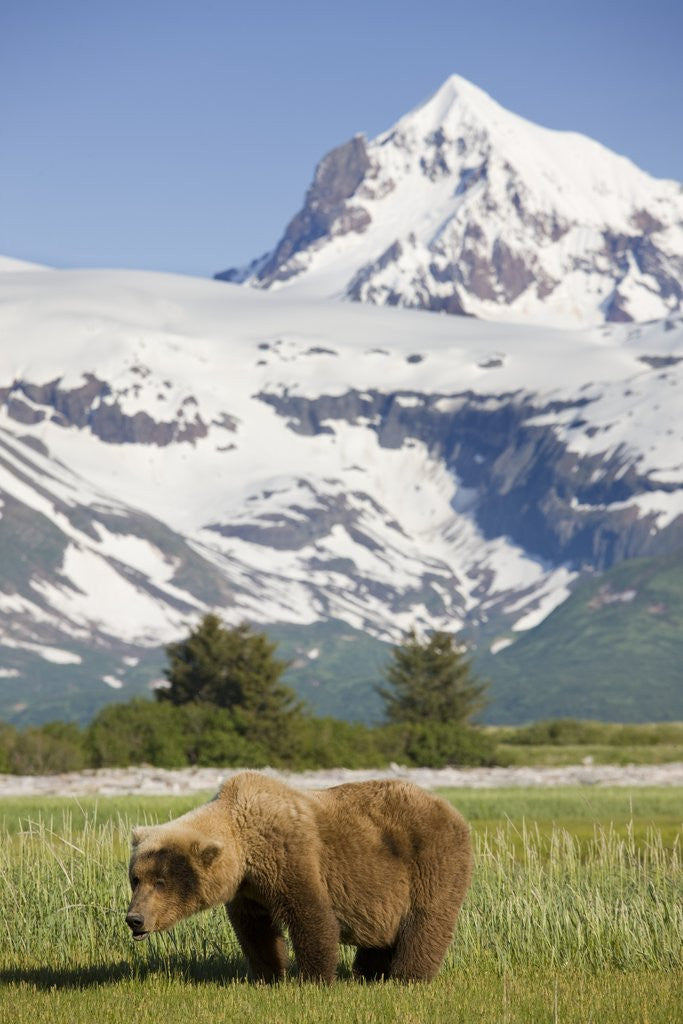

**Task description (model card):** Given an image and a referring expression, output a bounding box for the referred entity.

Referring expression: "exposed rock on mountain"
[218,75,683,328]
[258,387,683,571]
[0,375,213,445]
[1,268,681,722]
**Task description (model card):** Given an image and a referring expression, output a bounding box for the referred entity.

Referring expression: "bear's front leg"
[281,889,339,983]
[227,894,288,982]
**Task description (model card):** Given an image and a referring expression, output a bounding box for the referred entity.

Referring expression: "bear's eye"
[155,878,166,890]
[131,875,139,889]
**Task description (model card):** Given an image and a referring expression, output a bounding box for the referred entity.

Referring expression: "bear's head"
[125,823,236,940]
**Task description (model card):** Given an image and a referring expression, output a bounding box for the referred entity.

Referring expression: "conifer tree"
[378,628,487,725]
[159,614,302,748]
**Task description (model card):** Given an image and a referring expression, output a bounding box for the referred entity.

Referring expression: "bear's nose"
[126,912,145,931]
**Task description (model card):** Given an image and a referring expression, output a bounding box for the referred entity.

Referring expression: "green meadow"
[1,787,681,1023]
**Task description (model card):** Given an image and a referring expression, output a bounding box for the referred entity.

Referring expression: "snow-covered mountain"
[218,75,683,328]
[0,255,49,273]
[1,266,682,721]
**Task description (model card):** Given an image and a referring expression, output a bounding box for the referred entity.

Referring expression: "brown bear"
[125,771,472,982]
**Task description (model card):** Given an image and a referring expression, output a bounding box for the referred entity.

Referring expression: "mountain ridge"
[0,266,681,722]
[218,75,683,328]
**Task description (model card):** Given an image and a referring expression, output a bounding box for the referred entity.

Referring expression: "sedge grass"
[0,791,680,1022]
[1,969,682,1024]
[1,785,680,837]
[0,799,680,972]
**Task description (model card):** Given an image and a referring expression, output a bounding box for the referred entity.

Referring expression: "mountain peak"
[398,73,503,130]
[217,77,683,328]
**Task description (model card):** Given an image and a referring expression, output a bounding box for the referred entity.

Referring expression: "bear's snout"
[125,911,148,939]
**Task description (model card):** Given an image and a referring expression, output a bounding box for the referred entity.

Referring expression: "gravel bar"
[1,762,682,797]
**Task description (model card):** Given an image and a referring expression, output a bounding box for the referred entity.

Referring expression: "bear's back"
[316,778,470,869]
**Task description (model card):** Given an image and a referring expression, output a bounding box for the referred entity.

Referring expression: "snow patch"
[512,568,576,631]
[102,675,124,689]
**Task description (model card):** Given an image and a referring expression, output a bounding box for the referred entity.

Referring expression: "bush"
[284,717,392,770]
[0,721,18,773]
[0,696,503,773]
[176,703,268,767]
[87,700,272,769]
[395,722,497,768]
[7,721,87,775]
[607,722,683,746]
[87,700,188,768]
[503,719,608,746]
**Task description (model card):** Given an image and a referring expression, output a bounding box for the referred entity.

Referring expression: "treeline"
[491,719,683,746]
[3,616,678,775]
[0,706,498,775]
[0,617,496,775]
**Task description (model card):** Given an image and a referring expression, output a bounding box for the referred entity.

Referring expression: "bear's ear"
[131,826,152,848]
[190,839,223,868]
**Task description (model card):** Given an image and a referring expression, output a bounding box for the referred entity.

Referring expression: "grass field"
[1,787,681,1023]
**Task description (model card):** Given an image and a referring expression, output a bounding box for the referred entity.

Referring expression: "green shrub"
[498,719,683,747]
[0,704,500,773]
[0,721,18,772]
[7,721,87,774]
[87,699,188,768]
[285,717,392,769]
[608,722,683,746]
[176,703,268,767]
[504,718,608,746]
[396,722,497,768]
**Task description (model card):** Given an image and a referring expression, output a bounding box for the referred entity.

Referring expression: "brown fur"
[126,772,472,983]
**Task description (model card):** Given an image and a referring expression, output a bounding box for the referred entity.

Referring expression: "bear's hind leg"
[227,896,288,982]
[388,905,456,982]
[353,945,394,981]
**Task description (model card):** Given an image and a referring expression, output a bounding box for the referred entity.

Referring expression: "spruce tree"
[159,614,302,750]
[378,628,487,725]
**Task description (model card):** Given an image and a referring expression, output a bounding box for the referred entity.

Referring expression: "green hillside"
[0,620,391,728]
[2,552,682,727]
[269,619,390,722]
[477,549,683,724]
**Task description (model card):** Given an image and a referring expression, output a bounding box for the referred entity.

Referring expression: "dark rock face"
[346,209,552,313]
[1,376,210,446]
[243,136,372,286]
[349,240,403,291]
[599,231,683,322]
[491,240,536,302]
[204,477,470,629]
[207,484,360,551]
[347,241,474,316]
[257,388,683,573]
[420,128,453,180]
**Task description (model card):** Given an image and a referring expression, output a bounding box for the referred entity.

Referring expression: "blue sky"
[1,0,681,276]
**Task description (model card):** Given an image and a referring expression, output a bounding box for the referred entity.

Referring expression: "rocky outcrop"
[1,375,211,446]
[257,388,683,572]
[218,136,372,287]
[597,231,683,322]
[207,484,360,551]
